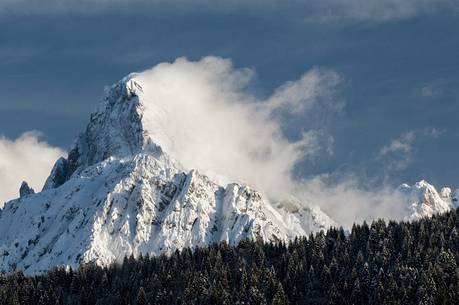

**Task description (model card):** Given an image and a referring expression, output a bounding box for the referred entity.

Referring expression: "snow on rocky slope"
[0,76,335,274]
[398,180,458,220]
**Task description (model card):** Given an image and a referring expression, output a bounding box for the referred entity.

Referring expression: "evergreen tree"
[0,207,458,305]
[136,287,148,305]
[271,282,288,305]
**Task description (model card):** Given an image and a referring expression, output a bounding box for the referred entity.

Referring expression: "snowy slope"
[0,76,335,274]
[398,180,458,220]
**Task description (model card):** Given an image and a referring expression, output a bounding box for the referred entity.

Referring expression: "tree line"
[1,208,458,305]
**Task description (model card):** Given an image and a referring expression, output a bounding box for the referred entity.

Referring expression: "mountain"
[1,75,455,275]
[0,76,335,274]
[398,180,458,219]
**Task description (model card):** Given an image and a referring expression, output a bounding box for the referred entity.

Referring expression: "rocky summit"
[0,76,334,274]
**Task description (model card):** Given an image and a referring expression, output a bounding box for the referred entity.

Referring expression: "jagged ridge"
[398,180,458,220]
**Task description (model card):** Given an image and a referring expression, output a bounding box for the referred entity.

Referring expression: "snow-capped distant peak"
[398,180,456,219]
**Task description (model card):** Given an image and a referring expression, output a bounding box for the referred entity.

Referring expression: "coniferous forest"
[0,208,458,305]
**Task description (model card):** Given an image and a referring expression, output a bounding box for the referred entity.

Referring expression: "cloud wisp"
[304,0,458,22]
[379,128,443,171]
[0,132,64,207]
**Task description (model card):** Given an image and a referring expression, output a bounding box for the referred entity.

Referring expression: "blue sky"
[1,0,459,196]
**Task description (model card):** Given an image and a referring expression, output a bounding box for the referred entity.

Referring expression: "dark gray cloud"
[1,0,457,21]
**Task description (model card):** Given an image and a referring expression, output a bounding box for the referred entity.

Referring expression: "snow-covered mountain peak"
[42,76,169,191]
[0,75,336,274]
[398,180,456,219]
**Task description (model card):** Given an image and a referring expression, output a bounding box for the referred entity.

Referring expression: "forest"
[0,208,458,305]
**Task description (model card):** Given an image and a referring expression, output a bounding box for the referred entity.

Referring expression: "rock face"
[19,182,35,198]
[398,180,458,219]
[0,76,335,274]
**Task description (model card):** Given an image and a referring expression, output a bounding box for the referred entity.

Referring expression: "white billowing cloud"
[133,56,422,227]
[297,175,411,227]
[134,57,341,199]
[0,132,64,206]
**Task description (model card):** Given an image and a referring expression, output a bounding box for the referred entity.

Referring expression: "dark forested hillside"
[1,208,458,305]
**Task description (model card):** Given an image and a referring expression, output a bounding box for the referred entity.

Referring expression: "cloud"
[379,128,443,171]
[380,130,416,156]
[297,175,411,227]
[134,57,342,200]
[266,68,343,113]
[304,0,457,22]
[420,85,437,98]
[419,83,443,99]
[0,132,64,206]
[0,0,456,21]
[132,56,422,227]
